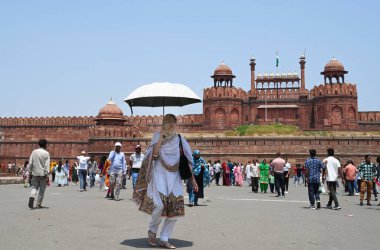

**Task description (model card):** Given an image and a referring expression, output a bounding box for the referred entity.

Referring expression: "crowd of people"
[205,149,380,209]
[18,113,380,249]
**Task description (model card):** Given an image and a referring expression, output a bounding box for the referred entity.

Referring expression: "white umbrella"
[124,82,201,114]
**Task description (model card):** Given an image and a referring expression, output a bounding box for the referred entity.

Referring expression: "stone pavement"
[0,180,379,250]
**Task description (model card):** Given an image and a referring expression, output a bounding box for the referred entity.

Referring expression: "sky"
[1,0,379,117]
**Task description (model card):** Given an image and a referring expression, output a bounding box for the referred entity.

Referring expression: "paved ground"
[0,179,379,250]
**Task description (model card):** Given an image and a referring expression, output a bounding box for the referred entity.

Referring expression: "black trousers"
[251,177,259,192]
[274,172,285,196]
[283,171,289,191]
[215,172,221,185]
[270,183,275,193]
[327,181,339,206]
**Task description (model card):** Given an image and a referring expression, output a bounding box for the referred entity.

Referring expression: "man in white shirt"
[251,159,260,193]
[245,161,252,186]
[129,145,145,189]
[213,160,222,186]
[284,157,291,194]
[323,148,341,210]
[77,150,90,192]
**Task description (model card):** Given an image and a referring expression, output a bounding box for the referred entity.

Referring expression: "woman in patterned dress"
[133,114,198,249]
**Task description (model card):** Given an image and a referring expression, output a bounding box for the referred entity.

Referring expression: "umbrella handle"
[162,97,165,116]
[128,103,133,115]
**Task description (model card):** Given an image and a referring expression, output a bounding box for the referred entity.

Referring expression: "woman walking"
[188,150,209,206]
[133,114,198,249]
[234,163,243,187]
[55,161,67,187]
[259,159,270,193]
[98,156,107,191]
[222,162,231,186]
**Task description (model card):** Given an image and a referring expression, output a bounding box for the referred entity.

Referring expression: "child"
[269,174,275,193]
[20,163,29,188]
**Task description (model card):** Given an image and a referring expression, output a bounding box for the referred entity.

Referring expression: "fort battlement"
[310,83,357,97]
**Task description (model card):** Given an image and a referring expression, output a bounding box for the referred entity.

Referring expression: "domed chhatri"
[95,99,125,125]
[98,99,124,117]
[324,57,345,72]
[214,62,234,75]
[321,57,348,84]
[211,62,236,88]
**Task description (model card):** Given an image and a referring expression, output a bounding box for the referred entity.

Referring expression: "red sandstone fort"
[1,56,380,167]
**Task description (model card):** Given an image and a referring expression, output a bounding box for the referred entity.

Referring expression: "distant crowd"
[4,142,379,210]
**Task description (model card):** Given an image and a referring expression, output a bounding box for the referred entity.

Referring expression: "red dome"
[214,63,233,75]
[324,58,345,72]
[98,100,124,117]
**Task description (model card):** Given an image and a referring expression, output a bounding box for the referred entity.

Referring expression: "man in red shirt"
[343,160,358,196]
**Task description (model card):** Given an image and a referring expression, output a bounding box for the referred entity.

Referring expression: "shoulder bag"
[178,134,193,180]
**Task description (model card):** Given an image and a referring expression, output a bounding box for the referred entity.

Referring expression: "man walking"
[129,145,145,189]
[108,142,126,201]
[271,152,286,197]
[28,139,50,209]
[213,160,221,186]
[228,160,235,186]
[251,160,260,193]
[76,151,90,192]
[323,148,341,210]
[245,161,252,186]
[305,149,325,209]
[284,157,291,194]
[87,156,98,188]
[358,155,377,206]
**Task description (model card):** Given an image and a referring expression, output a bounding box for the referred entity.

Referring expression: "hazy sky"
[1,0,379,117]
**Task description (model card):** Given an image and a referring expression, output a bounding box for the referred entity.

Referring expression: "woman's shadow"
[121,238,193,248]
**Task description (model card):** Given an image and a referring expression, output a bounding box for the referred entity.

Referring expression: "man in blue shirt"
[227,160,235,186]
[108,142,126,201]
[305,149,325,209]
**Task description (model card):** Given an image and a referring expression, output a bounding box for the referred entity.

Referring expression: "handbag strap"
[178,134,184,156]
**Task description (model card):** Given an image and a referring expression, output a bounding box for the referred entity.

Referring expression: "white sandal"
[159,240,176,249]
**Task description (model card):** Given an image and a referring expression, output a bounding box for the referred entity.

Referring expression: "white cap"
[81,151,86,155]
[115,142,122,147]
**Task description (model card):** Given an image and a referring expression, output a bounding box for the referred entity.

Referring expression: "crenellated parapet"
[358,112,380,122]
[203,86,248,100]
[310,83,357,97]
[0,116,95,126]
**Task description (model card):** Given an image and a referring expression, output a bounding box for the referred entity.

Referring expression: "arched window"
[317,107,325,119]
[331,106,343,120]
[348,107,356,120]
[230,108,239,122]
[215,108,226,121]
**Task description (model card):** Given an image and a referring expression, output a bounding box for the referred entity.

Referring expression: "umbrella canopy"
[124,82,201,114]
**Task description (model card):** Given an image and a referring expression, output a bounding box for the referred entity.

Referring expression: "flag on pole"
[276,52,279,68]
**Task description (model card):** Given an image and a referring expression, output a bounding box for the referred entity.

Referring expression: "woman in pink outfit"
[234,163,243,187]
